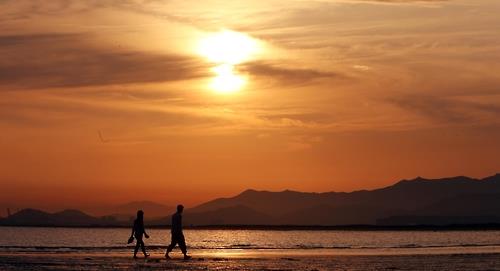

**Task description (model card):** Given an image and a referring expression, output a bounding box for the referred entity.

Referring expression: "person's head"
[137,210,144,221]
[177,204,184,214]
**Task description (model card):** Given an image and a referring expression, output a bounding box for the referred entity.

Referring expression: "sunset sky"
[1,0,500,213]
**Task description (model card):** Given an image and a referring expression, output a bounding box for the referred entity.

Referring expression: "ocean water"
[1,227,499,256]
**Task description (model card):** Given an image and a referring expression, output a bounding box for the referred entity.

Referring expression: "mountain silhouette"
[187,174,500,225]
[376,215,500,226]
[186,205,272,225]
[0,209,116,226]
[190,189,327,217]
[112,201,172,219]
[2,174,499,226]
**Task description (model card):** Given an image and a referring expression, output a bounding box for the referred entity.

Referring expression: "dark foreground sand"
[1,252,500,271]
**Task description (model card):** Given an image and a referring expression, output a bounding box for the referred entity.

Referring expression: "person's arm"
[130,222,135,238]
[172,214,180,232]
[143,226,149,238]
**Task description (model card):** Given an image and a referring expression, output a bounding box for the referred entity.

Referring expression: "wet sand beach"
[2,228,500,270]
[1,251,500,271]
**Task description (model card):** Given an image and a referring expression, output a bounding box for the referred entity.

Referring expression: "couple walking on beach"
[130,204,191,260]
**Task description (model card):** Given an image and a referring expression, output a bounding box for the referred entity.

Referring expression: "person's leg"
[165,236,177,258]
[139,239,148,257]
[179,235,190,259]
[134,241,140,258]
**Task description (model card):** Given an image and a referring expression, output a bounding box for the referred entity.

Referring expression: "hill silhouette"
[0,209,117,227]
[184,174,500,225]
[108,201,172,222]
[1,174,499,227]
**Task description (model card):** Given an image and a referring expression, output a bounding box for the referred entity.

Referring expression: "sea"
[1,227,500,257]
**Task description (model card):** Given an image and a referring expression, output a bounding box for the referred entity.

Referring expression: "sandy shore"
[1,252,500,271]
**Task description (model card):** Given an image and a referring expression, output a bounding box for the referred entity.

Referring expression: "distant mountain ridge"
[1,174,499,227]
[0,209,118,227]
[110,201,172,220]
[185,173,500,225]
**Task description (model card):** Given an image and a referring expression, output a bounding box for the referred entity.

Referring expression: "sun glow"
[210,64,246,94]
[198,30,258,65]
[197,30,259,94]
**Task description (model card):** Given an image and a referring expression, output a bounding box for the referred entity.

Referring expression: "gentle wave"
[2,243,500,252]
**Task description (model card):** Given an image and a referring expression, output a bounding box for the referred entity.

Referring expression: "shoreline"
[2,245,500,257]
[1,251,500,271]
[2,224,500,231]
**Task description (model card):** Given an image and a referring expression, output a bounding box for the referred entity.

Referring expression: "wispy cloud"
[387,94,500,126]
[242,61,343,87]
[0,33,209,90]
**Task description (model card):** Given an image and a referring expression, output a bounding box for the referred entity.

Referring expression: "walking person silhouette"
[165,205,191,260]
[129,210,150,259]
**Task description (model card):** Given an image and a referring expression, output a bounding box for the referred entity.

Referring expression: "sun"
[197,30,259,94]
[210,64,246,94]
[198,30,259,65]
